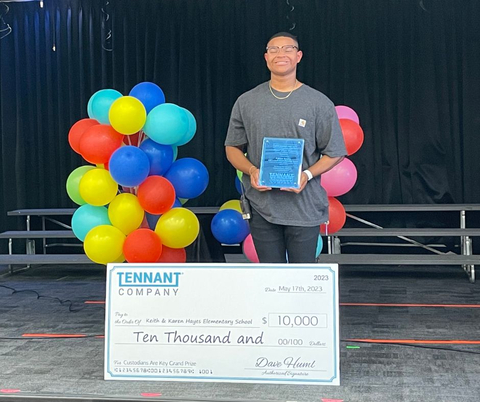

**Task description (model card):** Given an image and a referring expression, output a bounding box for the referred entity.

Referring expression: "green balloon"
[66,165,95,205]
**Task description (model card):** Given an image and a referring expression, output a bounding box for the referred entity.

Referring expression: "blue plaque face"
[258,137,305,188]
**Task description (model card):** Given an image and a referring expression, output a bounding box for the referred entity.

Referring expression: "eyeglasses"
[265,45,299,54]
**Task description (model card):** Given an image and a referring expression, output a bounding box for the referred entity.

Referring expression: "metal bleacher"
[1,205,479,282]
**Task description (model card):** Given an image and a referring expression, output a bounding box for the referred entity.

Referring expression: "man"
[225,32,347,263]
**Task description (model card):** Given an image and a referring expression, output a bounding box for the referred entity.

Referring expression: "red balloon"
[137,176,176,214]
[79,124,124,164]
[123,228,162,263]
[68,118,99,154]
[157,246,187,263]
[339,119,364,155]
[320,197,346,234]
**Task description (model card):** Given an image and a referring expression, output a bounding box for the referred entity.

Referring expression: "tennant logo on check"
[116,271,182,297]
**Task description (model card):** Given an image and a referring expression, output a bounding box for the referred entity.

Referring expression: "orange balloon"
[123,228,162,263]
[68,118,99,154]
[79,124,124,164]
[137,176,176,215]
[320,197,346,234]
[339,119,364,156]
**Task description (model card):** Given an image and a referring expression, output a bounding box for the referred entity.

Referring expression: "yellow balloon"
[219,199,242,214]
[112,254,126,263]
[109,96,147,135]
[84,225,126,265]
[108,193,145,235]
[155,207,199,249]
[79,168,118,206]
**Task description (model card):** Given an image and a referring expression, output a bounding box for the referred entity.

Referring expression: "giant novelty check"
[104,263,339,385]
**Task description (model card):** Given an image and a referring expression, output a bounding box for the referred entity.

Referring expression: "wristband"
[303,169,314,181]
[248,166,257,175]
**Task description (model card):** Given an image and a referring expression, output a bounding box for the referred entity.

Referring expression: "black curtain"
[1,0,480,252]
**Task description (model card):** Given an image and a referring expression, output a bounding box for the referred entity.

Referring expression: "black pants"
[249,208,320,263]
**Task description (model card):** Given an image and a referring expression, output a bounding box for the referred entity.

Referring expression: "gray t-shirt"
[225,82,347,226]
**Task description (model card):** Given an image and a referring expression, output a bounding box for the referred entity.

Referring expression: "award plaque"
[259,137,305,188]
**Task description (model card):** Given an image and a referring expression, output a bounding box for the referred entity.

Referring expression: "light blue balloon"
[316,235,324,257]
[174,108,197,146]
[143,103,189,145]
[172,145,178,161]
[90,89,122,125]
[87,95,94,118]
[71,205,111,242]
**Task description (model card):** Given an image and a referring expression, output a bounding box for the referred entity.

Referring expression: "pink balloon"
[335,105,359,124]
[321,158,357,197]
[243,234,259,263]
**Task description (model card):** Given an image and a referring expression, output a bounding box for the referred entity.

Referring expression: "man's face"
[264,36,303,77]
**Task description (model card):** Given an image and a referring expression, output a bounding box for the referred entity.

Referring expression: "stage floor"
[1,263,480,402]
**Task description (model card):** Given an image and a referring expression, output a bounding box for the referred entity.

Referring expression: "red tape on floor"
[346,338,480,344]
[341,302,480,308]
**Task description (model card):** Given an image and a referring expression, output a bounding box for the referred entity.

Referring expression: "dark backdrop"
[1,0,480,252]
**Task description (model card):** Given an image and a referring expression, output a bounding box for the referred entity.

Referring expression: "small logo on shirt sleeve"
[298,119,307,127]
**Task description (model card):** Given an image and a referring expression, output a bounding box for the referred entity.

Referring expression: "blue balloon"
[164,158,209,199]
[109,146,150,187]
[316,235,324,257]
[211,210,249,245]
[172,145,178,161]
[139,139,174,176]
[89,89,122,124]
[129,82,166,114]
[174,108,197,146]
[235,176,242,195]
[71,205,111,241]
[143,103,189,145]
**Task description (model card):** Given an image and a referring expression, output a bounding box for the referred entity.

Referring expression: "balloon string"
[137,130,144,146]
[127,136,132,146]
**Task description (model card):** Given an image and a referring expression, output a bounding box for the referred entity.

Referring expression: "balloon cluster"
[320,105,364,235]
[66,82,209,264]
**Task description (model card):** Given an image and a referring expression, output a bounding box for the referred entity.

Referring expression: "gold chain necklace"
[268,80,297,100]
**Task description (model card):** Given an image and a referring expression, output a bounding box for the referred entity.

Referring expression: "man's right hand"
[249,167,272,191]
